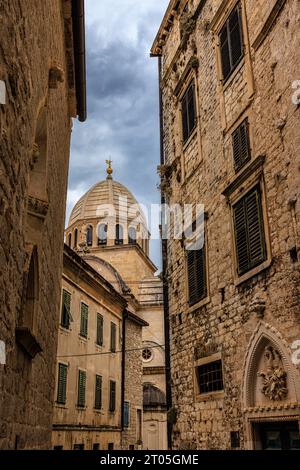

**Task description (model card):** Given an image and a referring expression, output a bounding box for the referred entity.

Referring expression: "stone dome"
[68,178,146,227]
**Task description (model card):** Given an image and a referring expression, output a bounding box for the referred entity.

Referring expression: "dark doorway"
[258,421,300,450]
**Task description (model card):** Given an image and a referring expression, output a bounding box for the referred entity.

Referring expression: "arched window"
[115,224,123,246]
[86,225,93,246]
[128,227,136,245]
[68,233,72,248]
[98,224,107,246]
[74,229,78,249]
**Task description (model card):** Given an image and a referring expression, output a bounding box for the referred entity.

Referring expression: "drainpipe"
[72,0,87,122]
[158,56,172,450]
[120,309,127,437]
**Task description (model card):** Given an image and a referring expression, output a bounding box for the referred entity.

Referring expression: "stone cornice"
[222,154,266,199]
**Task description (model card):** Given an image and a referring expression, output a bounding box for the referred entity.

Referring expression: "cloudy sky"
[67,0,169,269]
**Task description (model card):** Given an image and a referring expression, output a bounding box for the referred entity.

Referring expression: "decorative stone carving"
[27,195,49,219]
[49,64,64,89]
[258,346,288,401]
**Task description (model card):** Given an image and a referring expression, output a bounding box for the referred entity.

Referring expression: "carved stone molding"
[258,346,288,401]
[27,196,49,219]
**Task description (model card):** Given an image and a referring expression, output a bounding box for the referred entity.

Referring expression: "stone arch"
[243,321,300,408]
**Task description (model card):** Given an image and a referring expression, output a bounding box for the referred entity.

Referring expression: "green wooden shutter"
[110,322,116,352]
[80,303,88,337]
[61,290,71,329]
[109,380,116,412]
[77,370,86,407]
[233,186,266,275]
[232,119,250,171]
[187,247,207,306]
[57,363,67,404]
[96,314,103,346]
[95,375,102,410]
[123,401,130,428]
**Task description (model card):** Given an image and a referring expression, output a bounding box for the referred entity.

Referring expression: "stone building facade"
[0,0,86,449]
[152,0,300,450]
[60,169,167,449]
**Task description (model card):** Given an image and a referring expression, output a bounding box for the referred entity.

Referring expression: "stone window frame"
[224,157,272,286]
[210,0,255,131]
[184,219,211,314]
[193,352,225,402]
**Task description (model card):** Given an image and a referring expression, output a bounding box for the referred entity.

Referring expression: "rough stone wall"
[121,319,144,449]
[158,0,300,450]
[0,1,72,449]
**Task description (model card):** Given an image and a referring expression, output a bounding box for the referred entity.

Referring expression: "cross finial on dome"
[105,158,113,179]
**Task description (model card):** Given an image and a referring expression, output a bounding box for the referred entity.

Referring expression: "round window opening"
[142,347,153,362]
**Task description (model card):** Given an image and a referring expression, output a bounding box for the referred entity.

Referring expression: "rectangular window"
[74,444,84,450]
[57,363,68,405]
[187,246,207,306]
[108,443,114,450]
[93,443,100,451]
[181,81,196,143]
[123,401,130,428]
[96,313,104,346]
[80,303,88,338]
[77,370,86,407]
[232,119,250,172]
[233,186,267,276]
[196,360,224,394]
[219,4,243,81]
[136,409,142,442]
[109,380,116,412]
[95,375,102,410]
[61,290,71,329]
[110,322,117,353]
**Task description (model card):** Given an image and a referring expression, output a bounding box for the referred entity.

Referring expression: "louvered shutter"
[96,314,103,346]
[187,247,207,306]
[182,93,189,142]
[77,370,86,407]
[110,322,116,352]
[109,381,116,412]
[61,290,71,328]
[233,186,266,275]
[187,83,196,135]
[123,401,130,428]
[95,375,102,410]
[57,364,67,404]
[232,120,250,171]
[80,303,88,337]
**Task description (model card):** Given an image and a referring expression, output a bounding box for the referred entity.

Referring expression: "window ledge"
[188,296,210,314]
[93,409,104,414]
[76,406,87,411]
[195,390,224,402]
[182,125,197,152]
[234,258,273,287]
[55,403,68,409]
[59,326,71,333]
[95,343,104,349]
[78,334,88,342]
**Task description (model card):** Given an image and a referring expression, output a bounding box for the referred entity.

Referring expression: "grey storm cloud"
[67,0,169,268]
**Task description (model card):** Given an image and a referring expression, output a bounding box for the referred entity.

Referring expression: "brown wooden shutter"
[187,247,207,306]
[232,119,250,171]
[233,186,266,275]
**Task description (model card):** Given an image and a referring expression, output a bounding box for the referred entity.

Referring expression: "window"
[57,363,68,405]
[77,370,86,407]
[232,119,250,172]
[108,443,114,450]
[98,224,107,246]
[74,444,84,450]
[93,443,100,451]
[129,445,135,450]
[61,289,71,329]
[115,224,123,245]
[187,246,207,306]
[96,313,103,346]
[231,431,240,449]
[53,446,63,451]
[142,348,153,362]
[95,375,102,410]
[181,81,196,143]
[109,380,116,412]
[74,229,78,249]
[80,303,88,338]
[233,185,267,276]
[136,409,142,443]
[196,360,224,394]
[68,233,72,248]
[219,4,243,81]
[123,401,130,428]
[128,227,137,245]
[110,322,117,353]
[86,225,93,246]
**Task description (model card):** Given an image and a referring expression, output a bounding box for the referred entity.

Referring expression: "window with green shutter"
[110,322,117,353]
[219,4,244,82]
[187,245,207,306]
[61,290,71,329]
[80,303,88,338]
[233,185,267,276]
[232,119,251,172]
[96,314,103,346]
[123,401,130,428]
[181,81,196,143]
[109,380,116,412]
[77,370,86,407]
[57,363,68,404]
[95,375,102,410]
